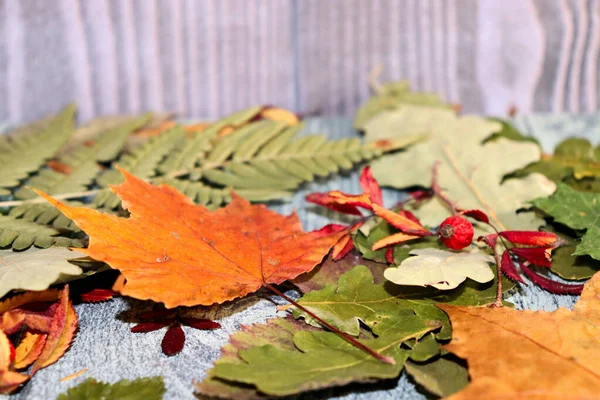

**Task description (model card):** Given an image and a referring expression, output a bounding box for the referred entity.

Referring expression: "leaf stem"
[489,244,504,308]
[431,161,459,216]
[264,284,396,365]
[0,189,101,208]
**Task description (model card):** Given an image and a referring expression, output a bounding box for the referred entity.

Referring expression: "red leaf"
[331,235,354,261]
[181,318,221,330]
[80,289,118,303]
[371,204,431,236]
[385,248,395,264]
[305,193,363,216]
[501,251,525,284]
[478,234,498,248]
[500,231,559,247]
[310,224,348,238]
[359,167,384,206]
[512,247,552,267]
[161,323,185,356]
[131,322,170,333]
[398,210,421,225]
[519,263,584,295]
[408,189,433,203]
[139,310,177,320]
[460,209,490,224]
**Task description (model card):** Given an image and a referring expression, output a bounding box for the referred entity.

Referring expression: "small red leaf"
[181,318,221,330]
[512,247,552,267]
[305,193,364,215]
[161,323,185,356]
[332,235,355,261]
[519,263,584,295]
[385,248,395,264]
[478,234,498,248]
[359,167,384,206]
[139,310,177,320]
[408,189,434,203]
[371,204,431,236]
[310,224,348,238]
[372,232,421,251]
[500,231,559,247]
[131,322,169,333]
[501,250,525,284]
[80,289,118,303]
[459,209,490,224]
[398,210,421,225]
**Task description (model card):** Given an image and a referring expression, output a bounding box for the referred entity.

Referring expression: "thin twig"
[0,189,101,208]
[431,161,459,215]
[368,65,384,95]
[489,244,504,308]
[264,284,395,365]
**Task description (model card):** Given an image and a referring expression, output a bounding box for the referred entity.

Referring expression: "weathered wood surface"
[1,0,599,123]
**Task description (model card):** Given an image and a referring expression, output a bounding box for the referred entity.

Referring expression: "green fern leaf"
[0,215,85,250]
[93,126,186,208]
[0,104,76,195]
[14,114,153,200]
[195,120,395,192]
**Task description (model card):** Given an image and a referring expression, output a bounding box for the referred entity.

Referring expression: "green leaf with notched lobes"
[202,316,437,398]
[57,376,165,400]
[405,355,469,398]
[293,266,450,339]
[533,183,600,260]
[0,104,76,195]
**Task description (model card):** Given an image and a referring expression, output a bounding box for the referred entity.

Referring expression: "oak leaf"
[0,247,85,298]
[439,270,600,399]
[366,105,555,235]
[384,249,494,290]
[58,376,165,400]
[36,168,343,308]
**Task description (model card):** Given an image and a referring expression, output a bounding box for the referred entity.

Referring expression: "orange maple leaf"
[35,169,343,308]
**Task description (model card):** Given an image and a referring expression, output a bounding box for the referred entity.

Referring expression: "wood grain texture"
[1,0,599,123]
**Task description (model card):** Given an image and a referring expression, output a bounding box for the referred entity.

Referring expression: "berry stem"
[264,284,396,365]
[431,161,459,216]
[489,244,504,308]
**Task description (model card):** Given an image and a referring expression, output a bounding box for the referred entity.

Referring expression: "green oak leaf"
[533,183,600,260]
[485,118,540,145]
[356,220,515,305]
[408,332,441,362]
[405,355,469,398]
[57,377,165,400]
[543,227,600,280]
[384,248,494,290]
[365,105,555,236]
[354,80,449,130]
[0,247,87,297]
[294,265,451,340]
[519,138,600,184]
[207,321,435,397]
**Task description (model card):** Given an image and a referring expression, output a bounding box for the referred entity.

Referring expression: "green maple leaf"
[533,183,600,260]
[365,105,555,235]
[203,315,436,398]
[57,377,165,400]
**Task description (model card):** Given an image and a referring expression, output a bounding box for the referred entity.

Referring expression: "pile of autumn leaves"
[1,81,599,398]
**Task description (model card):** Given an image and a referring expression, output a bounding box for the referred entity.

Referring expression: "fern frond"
[0,215,85,250]
[14,114,154,200]
[192,120,388,192]
[0,104,76,195]
[93,126,186,208]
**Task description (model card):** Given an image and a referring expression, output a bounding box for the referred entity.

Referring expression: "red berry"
[438,216,474,250]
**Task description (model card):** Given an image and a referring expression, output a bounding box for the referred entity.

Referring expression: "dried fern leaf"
[0,105,76,195]
[0,215,85,250]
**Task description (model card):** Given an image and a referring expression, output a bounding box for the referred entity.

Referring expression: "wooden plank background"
[1,0,599,123]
